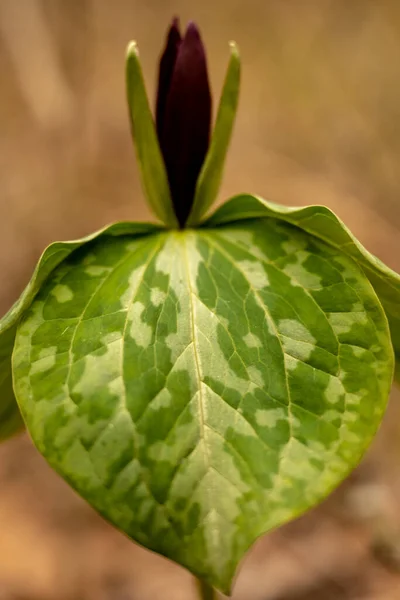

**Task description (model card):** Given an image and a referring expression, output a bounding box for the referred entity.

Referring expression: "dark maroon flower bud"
[156,18,182,142]
[156,19,212,227]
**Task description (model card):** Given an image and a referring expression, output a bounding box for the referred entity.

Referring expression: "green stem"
[196,577,217,600]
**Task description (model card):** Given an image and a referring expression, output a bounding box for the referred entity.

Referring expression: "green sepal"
[126,42,179,228]
[187,43,241,227]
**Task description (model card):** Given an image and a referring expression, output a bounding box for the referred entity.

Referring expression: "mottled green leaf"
[0,222,161,440]
[0,327,24,440]
[187,43,241,227]
[12,219,393,593]
[126,42,178,228]
[206,194,400,380]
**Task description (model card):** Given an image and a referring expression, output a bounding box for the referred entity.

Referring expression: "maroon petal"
[156,18,182,141]
[160,22,212,227]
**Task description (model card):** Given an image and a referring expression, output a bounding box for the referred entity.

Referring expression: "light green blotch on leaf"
[284,355,298,372]
[307,440,332,456]
[215,229,268,263]
[323,409,343,423]
[202,477,242,526]
[51,284,73,303]
[61,438,102,489]
[340,429,361,444]
[351,346,368,358]
[243,332,262,348]
[161,250,192,364]
[153,234,194,293]
[324,376,345,404]
[328,312,369,335]
[255,407,286,428]
[278,319,316,345]
[154,241,174,275]
[72,342,121,399]
[342,389,369,406]
[129,302,152,349]
[281,336,315,363]
[206,428,251,493]
[284,254,322,289]
[204,385,255,439]
[146,388,173,412]
[238,260,269,289]
[279,438,321,482]
[108,376,125,401]
[352,302,364,312]
[165,330,191,364]
[228,230,254,249]
[247,365,265,388]
[194,297,251,397]
[281,237,308,255]
[120,263,148,308]
[150,287,166,307]
[29,346,57,376]
[184,234,204,291]
[147,415,194,464]
[102,332,123,346]
[82,253,97,266]
[279,320,317,363]
[341,411,358,423]
[85,265,112,277]
[147,440,178,463]
[195,471,241,562]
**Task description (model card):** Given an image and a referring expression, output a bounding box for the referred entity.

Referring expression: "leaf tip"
[229,40,240,57]
[126,40,139,60]
[228,41,241,80]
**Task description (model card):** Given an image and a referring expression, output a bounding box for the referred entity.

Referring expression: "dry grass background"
[1,1,400,598]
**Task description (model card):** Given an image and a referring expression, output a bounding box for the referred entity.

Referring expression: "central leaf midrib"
[181,235,211,500]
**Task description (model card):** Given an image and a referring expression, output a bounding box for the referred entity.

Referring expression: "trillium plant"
[1,17,400,599]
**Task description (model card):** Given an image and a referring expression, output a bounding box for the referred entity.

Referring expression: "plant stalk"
[197,577,217,600]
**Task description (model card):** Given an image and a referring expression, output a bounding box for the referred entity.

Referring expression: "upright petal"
[156,18,182,141]
[160,22,212,227]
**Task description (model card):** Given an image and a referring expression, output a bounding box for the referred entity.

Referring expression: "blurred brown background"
[1,1,400,598]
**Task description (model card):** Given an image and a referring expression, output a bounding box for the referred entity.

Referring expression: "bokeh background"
[1,1,400,598]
